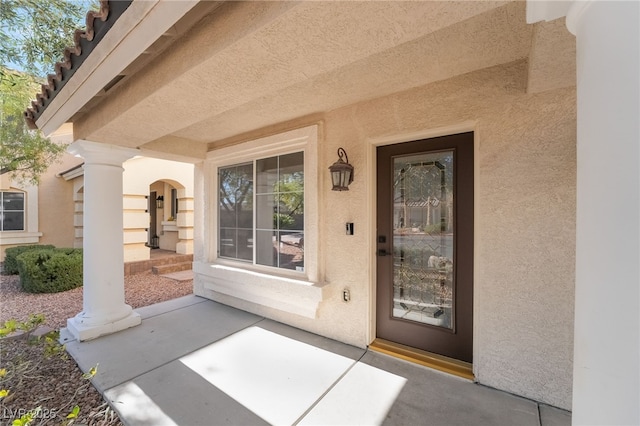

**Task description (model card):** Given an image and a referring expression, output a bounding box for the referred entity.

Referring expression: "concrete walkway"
[61,296,571,426]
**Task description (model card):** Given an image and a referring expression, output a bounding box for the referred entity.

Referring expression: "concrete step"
[125,253,193,275]
[160,270,194,282]
[152,261,193,275]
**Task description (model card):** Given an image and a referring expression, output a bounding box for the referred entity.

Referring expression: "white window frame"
[218,152,306,271]
[1,191,25,232]
[0,183,42,248]
[194,125,322,318]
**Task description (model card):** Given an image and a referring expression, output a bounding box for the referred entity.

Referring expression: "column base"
[66,310,141,342]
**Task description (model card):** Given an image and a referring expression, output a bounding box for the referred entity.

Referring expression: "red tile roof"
[24,0,111,129]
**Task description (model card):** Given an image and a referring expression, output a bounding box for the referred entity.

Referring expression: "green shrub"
[16,248,83,293]
[3,245,55,275]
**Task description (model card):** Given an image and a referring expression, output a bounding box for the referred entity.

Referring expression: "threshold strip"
[368,338,474,381]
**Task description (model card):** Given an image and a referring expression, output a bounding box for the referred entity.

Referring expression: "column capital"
[68,140,140,166]
[566,0,592,35]
[526,0,572,24]
[525,0,592,36]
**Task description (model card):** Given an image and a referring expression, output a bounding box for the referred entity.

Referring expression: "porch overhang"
[29,0,203,137]
[25,1,575,158]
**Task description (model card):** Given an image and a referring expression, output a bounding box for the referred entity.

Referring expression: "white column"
[66,140,142,341]
[567,1,640,424]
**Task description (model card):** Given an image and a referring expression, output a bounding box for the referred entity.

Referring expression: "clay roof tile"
[24,0,110,129]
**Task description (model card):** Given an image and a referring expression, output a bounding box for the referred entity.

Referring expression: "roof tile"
[24,0,110,129]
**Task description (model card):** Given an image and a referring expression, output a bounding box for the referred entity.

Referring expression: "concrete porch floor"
[61,296,571,426]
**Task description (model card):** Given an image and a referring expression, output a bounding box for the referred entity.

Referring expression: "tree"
[0,0,97,183]
[0,67,65,184]
[0,0,93,78]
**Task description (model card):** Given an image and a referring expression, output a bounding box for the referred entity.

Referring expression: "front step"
[152,261,192,275]
[125,253,193,275]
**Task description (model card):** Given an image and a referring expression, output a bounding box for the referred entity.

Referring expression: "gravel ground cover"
[0,272,193,425]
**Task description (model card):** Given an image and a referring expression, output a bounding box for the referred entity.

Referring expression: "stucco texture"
[200,60,576,409]
[327,60,575,409]
[122,158,195,260]
[38,128,80,249]
[284,62,574,411]
[28,0,580,412]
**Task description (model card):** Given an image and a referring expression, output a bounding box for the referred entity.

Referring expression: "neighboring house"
[22,1,639,424]
[0,123,194,263]
[0,177,41,253]
[0,124,77,259]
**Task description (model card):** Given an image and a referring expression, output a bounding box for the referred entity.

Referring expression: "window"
[1,191,25,231]
[171,188,178,218]
[218,152,304,271]
[199,125,319,316]
[219,163,254,262]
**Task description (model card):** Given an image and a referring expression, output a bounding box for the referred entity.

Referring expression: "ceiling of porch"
[66,1,575,160]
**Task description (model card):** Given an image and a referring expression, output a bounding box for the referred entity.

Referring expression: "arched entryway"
[147,179,185,252]
[121,157,195,263]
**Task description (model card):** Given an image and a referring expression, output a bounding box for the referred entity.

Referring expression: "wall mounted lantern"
[156,196,164,209]
[329,148,354,191]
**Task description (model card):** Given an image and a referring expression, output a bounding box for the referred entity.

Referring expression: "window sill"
[161,221,178,232]
[0,232,42,245]
[193,261,326,318]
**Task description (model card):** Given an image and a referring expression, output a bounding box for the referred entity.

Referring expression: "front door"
[149,191,158,248]
[376,132,474,362]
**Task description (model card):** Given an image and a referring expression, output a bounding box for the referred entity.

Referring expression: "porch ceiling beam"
[36,0,199,137]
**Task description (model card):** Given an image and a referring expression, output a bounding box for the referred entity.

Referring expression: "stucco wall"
[198,60,576,409]
[37,151,79,249]
[122,157,195,260]
[0,124,79,259]
[27,124,78,250]
[338,60,576,409]
[0,177,41,260]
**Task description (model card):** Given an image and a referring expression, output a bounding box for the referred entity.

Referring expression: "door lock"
[378,249,390,256]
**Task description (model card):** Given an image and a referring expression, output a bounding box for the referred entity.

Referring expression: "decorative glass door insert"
[392,151,454,329]
[376,132,473,362]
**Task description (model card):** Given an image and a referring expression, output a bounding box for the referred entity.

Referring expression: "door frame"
[366,122,478,359]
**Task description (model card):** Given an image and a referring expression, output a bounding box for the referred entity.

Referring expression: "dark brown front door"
[149,191,158,247]
[376,132,474,362]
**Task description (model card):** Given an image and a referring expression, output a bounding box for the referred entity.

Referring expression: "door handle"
[378,249,390,256]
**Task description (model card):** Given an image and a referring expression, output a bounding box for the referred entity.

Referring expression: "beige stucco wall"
[123,157,195,260]
[0,177,41,260]
[38,125,79,249]
[31,153,195,263]
[38,151,80,249]
[197,60,576,409]
[0,124,80,260]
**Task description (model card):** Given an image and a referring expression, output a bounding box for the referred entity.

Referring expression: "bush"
[16,248,83,293]
[3,245,55,275]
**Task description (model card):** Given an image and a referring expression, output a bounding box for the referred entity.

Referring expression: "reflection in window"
[218,152,304,271]
[256,152,304,271]
[219,164,253,261]
[1,191,25,231]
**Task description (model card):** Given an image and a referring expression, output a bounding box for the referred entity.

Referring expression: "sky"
[2,0,98,78]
